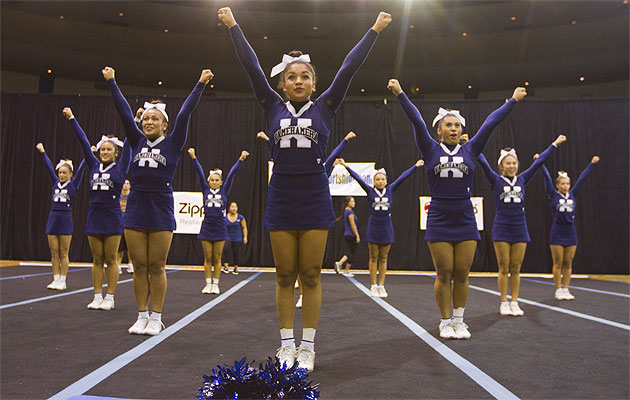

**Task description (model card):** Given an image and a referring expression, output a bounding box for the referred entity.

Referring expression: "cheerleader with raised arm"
[218,6,390,371]
[35,143,85,290]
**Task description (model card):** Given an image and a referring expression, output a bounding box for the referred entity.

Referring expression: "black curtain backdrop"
[2,91,628,274]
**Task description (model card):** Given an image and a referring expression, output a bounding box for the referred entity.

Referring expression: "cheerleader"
[223,202,248,275]
[35,143,85,290]
[477,135,566,316]
[334,195,360,277]
[118,179,134,273]
[103,66,212,335]
[387,78,527,339]
[540,156,599,300]
[218,7,391,371]
[63,108,131,310]
[340,159,423,297]
[187,148,249,294]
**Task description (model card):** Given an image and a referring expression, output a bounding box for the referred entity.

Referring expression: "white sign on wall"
[267,161,377,196]
[173,191,204,234]
[419,196,484,231]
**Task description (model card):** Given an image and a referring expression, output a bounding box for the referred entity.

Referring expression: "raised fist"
[387,79,402,96]
[512,87,527,102]
[62,107,74,119]
[102,66,115,80]
[199,69,214,84]
[239,150,250,161]
[187,148,196,159]
[218,7,237,28]
[372,12,392,32]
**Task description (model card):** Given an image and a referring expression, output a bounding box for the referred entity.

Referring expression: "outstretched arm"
[118,139,132,175]
[341,161,371,194]
[324,132,355,176]
[521,135,566,184]
[187,148,209,191]
[171,69,212,152]
[103,67,144,147]
[539,163,555,198]
[63,107,99,169]
[319,12,391,112]
[476,153,497,185]
[224,151,249,194]
[36,143,58,183]
[219,7,280,109]
[572,156,599,196]
[389,160,423,192]
[388,79,433,156]
[468,87,527,155]
[71,160,87,186]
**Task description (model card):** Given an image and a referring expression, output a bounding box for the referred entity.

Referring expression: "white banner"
[267,161,377,197]
[419,196,484,231]
[173,191,204,234]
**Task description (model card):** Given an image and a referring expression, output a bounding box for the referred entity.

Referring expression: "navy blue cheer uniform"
[396,91,519,242]
[342,208,359,263]
[69,117,132,235]
[40,152,86,235]
[541,163,595,246]
[107,78,205,230]
[477,144,558,242]
[191,157,243,241]
[324,138,349,177]
[229,24,380,230]
[224,213,245,266]
[345,165,419,244]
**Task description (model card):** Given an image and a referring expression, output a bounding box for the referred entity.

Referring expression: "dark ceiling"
[2,0,629,97]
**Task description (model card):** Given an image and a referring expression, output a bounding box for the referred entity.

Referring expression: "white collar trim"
[209,188,221,195]
[57,181,70,189]
[374,187,387,197]
[100,162,116,173]
[146,135,165,148]
[501,175,518,186]
[440,143,461,156]
[556,190,570,199]
[285,100,313,118]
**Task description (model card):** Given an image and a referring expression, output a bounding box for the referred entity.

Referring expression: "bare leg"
[270,230,298,329]
[344,263,352,273]
[550,245,564,288]
[337,255,348,266]
[147,230,173,313]
[103,235,121,294]
[47,235,61,276]
[494,241,511,302]
[508,242,527,301]
[125,228,149,311]
[561,245,577,288]
[58,235,72,276]
[212,241,225,281]
[201,240,213,280]
[298,229,328,329]
[368,243,379,286]
[451,241,476,309]
[428,241,454,319]
[88,235,105,295]
[377,243,392,286]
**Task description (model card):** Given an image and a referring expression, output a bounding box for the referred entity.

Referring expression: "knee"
[561,262,572,270]
[147,261,165,276]
[435,270,452,285]
[92,254,105,266]
[498,265,509,276]
[299,269,321,289]
[452,270,469,285]
[276,270,297,288]
[378,255,388,265]
[509,264,521,275]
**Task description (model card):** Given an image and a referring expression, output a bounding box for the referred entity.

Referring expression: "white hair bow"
[95,135,124,150]
[56,159,73,171]
[432,107,466,127]
[208,169,223,178]
[557,171,569,178]
[141,102,169,122]
[374,168,387,177]
[270,54,312,78]
[498,149,518,166]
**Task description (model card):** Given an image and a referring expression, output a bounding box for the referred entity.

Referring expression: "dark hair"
[97,134,121,163]
[336,196,354,222]
[229,201,238,209]
[276,50,317,96]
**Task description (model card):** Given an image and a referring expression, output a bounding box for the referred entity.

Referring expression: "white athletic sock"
[93,293,103,300]
[371,284,378,290]
[105,294,114,301]
[54,274,61,281]
[441,318,451,324]
[452,307,465,323]
[59,275,66,283]
[300,328,316,351]
[280,328,295,348]
[214,279,220,285]
[205,278,212,284]
[501,301,509,306]
[150,311,162,322]
[509,301,518,306]
[138,311,149,319]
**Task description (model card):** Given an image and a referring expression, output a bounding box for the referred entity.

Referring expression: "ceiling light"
[524,81,530,86]
[313,26,319,31]
[415,87,420,92]
[119,12,124,17]
[59,15,64,20]
[571,20,577,25]
[579,76,585,82]
[210,84,214,89]
[462,32,468,37]
[409,24,415,29]
[467,85,473,89]
[360,88,365,93]
[510,16,517,21]
[47,69,52,74]
[158,81,163,86]
[163,29,169,33]
[263,36,268,40]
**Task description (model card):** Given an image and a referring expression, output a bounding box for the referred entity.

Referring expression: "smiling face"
[437,115,463,146]
[282,63,315,102]
[556,177,571,194]
[374,173,387,189]
[228,202,238,214]
[499,155,519,177]
[57,165,72,182]
[141,109,168,140]
[208,174,223,190]
[99,141,118,163]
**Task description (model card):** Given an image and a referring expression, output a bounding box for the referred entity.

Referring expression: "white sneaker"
[127,264,134,273]
[563,288,575,300]
[342,271,354,277]
[128,317,149,334]
[334,261,341,274]
[555,288,564,300]
[439,320,457,339]
[452,321,471,340]
[47,279,57,289]
[100,298,115,310]
[510,302,524,316]
[276,345,297,369]
[377,286,388,298]
[201,284,212,294]
[370,286,379,297]
[295,294,303,309]
[118,265,122,274]
[500,303,512,316]
[143,318,165,336]
[87,298,103,309]
[52,280,66,290]
[295,346,315,372]
[210,283,220,295]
